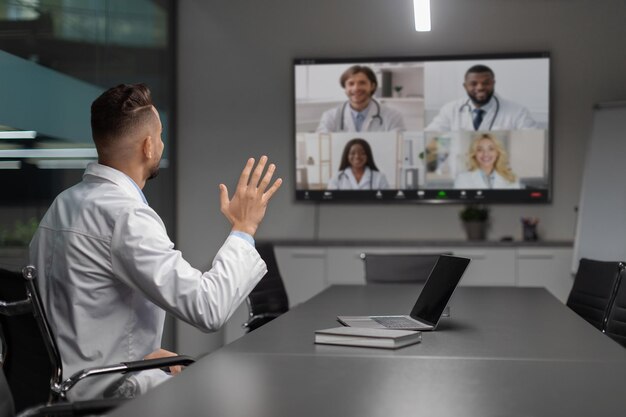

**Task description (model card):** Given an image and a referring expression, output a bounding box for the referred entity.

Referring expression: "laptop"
[337,254,470,331]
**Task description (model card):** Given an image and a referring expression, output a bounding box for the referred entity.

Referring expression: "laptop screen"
[409,255,470,326]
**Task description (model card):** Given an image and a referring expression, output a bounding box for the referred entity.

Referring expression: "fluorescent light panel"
[0,131,37,139]
[36,159,169,169]
[413,0,431,32]
[0,148,98,158]
[35,159,95,169]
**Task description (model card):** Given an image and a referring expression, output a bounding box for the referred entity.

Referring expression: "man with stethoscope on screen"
[425,64,537,131]
[316,65,405,133]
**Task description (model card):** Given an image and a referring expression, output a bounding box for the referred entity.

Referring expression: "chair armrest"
[242,313,282,330]
[121,355,196,373]
[56,355,196,399]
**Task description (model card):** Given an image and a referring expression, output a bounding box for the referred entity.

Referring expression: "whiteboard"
[573,101,626,271]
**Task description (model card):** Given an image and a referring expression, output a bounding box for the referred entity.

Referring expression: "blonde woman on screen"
[454,133,520,189]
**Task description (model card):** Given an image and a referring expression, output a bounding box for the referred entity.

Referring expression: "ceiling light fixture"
[413,0,431,32]
[0,130,37,139]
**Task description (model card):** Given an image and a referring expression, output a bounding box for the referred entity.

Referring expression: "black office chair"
[0,266,195,414]
[604,266,626,347]
[1,364,125,417]
[0,366,14,417]
[242,244,289,332]
[360,253,450,284]
[1,364,127,417]
[566,258,625,331]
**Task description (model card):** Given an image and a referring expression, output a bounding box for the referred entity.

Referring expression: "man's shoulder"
[44,179,151,228]
[61,178,139,206]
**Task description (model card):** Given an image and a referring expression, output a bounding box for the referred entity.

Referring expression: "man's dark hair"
[91,83,155,150]
[339,65,378,89]
[465,64,495,79]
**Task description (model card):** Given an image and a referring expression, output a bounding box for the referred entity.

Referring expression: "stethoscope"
[338,168,374,190]
[459,96,500,131]
[339,98,383,131]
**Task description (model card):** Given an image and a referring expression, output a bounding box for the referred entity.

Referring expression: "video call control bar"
[296,189,548,203]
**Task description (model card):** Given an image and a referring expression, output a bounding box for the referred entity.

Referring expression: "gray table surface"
[109,285,626,417]
[229,285,626,362]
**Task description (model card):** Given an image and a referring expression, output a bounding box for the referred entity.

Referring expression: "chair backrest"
[0,266,62,413]
[0,367,15,417]
[361,253,450,284]
[566,258,625,331]
[243,244,289,332]
[604,267,626,347]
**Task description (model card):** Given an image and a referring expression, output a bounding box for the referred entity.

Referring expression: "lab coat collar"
[343,166,372,188]
[83,162,147,204]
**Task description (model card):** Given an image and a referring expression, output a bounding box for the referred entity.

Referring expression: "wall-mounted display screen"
[294,52,550,203]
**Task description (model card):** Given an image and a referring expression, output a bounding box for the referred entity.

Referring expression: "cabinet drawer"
[449,248,516,286]
[274,247,327,306]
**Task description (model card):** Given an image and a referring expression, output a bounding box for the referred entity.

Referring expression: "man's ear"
[142,135,153,159]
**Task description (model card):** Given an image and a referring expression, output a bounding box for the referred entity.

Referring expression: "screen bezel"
[293,51,552,205]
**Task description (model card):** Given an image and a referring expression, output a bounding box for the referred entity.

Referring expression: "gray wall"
[176,0,626,353]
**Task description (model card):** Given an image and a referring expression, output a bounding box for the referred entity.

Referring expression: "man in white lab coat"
[425,64,537,132]
[29,84,282,400]
[316,65,405,133]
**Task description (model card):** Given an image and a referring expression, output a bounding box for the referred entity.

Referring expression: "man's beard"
[468,91,494,107]
[147,163,160,180]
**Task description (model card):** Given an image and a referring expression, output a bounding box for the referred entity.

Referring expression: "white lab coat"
[29,163,266,400]
[425,94,537,131]
[327,167,390,190]
[316,99,405,133]
[454,169,521,189]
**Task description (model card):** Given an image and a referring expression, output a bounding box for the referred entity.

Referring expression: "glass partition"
[0,0,175,205]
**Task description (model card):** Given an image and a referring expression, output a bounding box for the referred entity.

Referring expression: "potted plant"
[459,205,489,240]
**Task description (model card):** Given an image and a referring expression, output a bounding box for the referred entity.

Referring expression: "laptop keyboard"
[371,316,422,329]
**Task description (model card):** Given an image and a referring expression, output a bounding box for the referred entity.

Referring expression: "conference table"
[109,285,626,416]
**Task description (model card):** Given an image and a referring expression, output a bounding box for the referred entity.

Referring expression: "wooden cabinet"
[324,246,518,286]
[516,248,575,303]
[274,247,327,306]
[275,243,573,301]
[448,247,517,286]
